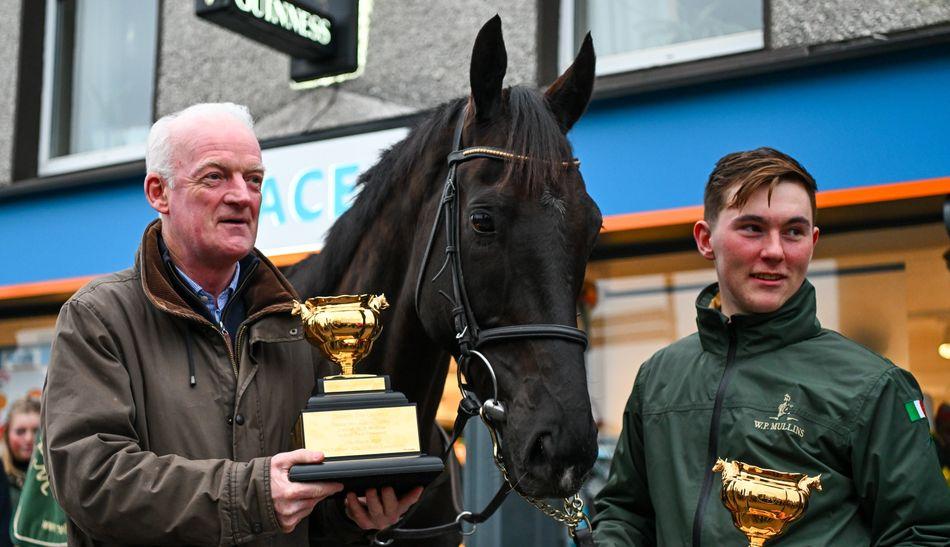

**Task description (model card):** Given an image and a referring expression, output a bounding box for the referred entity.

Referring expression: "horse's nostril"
[527,431,554,466]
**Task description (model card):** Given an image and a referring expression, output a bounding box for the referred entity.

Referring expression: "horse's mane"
[286,86,574,293]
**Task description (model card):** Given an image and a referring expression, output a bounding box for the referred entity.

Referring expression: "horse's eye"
[470,211,495,233]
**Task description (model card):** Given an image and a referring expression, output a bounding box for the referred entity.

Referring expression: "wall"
[0,1,22,186]
[771,0,950,48]
[155,1,538,140]
[0,0,539,186]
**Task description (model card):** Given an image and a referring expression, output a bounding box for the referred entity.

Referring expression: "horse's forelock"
[499,86,576,199]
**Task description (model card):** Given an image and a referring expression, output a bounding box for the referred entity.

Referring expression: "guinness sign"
[196,0,369,87]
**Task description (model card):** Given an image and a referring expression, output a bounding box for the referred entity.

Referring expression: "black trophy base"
[289,455,444,495]
[289,375,444,494]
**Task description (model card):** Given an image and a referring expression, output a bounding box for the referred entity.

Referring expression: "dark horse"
[288,16,601,546]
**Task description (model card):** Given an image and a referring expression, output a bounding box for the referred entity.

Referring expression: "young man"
[593,148,950,545]
[42,103,420,546]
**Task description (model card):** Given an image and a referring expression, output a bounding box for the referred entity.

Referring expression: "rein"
[373,106,593,546]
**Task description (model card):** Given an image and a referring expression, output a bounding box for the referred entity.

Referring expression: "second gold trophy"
[288,294,444,491]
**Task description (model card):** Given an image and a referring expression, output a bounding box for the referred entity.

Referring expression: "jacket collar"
[695,279,822,356]
[136,219,300,324]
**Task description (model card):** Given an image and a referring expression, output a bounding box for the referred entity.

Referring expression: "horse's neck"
[369,295,451,442]
[332,170,433,314]
[331,169,452,439]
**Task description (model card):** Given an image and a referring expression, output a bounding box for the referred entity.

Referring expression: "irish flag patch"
[904,400,927,422]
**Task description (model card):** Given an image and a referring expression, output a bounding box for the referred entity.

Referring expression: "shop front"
[1,30,948,546]
[573,42,950,445]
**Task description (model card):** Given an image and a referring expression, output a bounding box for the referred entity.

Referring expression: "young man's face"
[694,181,819,317]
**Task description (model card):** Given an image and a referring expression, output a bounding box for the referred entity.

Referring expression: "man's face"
[694,181,819,317]
[156,115,264,269]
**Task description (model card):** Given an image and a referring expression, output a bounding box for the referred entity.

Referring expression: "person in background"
[1,398,39,512]
[593,147,950,545]
[10,431,67,546]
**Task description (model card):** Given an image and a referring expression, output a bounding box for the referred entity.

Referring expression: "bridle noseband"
[377,105,593,545]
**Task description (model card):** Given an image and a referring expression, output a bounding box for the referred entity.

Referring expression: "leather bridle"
[412,103,589,359]
[372,105,593,545]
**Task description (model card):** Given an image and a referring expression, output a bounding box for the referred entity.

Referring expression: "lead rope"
[473,355,592,545]
[371,350,593,546]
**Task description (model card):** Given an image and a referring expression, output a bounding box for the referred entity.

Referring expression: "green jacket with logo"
[593,280,950,546]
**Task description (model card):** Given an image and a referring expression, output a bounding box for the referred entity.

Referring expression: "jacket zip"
[218,326,239,378]
[217,260,259,378]
[691,320,738,547]
[232,324,248,378]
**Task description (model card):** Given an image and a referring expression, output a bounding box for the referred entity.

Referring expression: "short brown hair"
[704,147,817,225]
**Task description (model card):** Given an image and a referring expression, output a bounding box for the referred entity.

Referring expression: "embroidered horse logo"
[771,393,798,422]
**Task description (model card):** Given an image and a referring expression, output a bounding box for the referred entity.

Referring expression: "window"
[39,0,159,176]
[560,0,764,76]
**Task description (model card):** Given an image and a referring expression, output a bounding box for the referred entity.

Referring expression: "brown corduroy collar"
[136,219,301,324]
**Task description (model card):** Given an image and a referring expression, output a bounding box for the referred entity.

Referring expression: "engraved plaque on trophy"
[288,294,444,492]
[713,458,822,547]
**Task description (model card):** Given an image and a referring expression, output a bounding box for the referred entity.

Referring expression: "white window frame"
[37,0,157,176]
[558,0,765,76]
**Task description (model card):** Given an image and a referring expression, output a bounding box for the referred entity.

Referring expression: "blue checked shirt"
[175,262,241,331]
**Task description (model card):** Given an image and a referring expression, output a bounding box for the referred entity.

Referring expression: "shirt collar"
[174,261,241,300]
[174,262,240,321]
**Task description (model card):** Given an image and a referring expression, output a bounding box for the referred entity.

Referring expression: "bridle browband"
[373,105,593,545]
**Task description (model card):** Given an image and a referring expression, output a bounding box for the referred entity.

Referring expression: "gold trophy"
[713,458,822,547]
[287,294,444,490]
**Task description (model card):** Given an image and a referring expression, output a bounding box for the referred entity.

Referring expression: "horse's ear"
[545,33,595,133]
[470,15,507,122]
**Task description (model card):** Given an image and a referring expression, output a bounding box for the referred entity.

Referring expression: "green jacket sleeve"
[850,367,950,546]
[42,299,280,546]
[592,367,656,546]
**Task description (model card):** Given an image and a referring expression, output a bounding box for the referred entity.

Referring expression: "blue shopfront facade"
[575,43,950,218]
[1,42,948,297]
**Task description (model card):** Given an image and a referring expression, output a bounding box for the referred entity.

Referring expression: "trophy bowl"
[713,458,822,547]
[292,294,389,377]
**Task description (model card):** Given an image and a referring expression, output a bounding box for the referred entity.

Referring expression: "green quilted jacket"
[593,281,950,546]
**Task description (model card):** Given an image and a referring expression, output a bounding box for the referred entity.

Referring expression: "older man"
[593,148,950,545]
[42,103,420,546]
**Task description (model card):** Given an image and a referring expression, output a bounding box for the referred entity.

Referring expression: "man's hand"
[270,450,343,533]
[344,486,424,530]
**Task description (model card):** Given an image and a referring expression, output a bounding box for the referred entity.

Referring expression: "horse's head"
[415,16,601,498]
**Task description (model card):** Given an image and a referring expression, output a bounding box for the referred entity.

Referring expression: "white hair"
[146,102,256,185]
